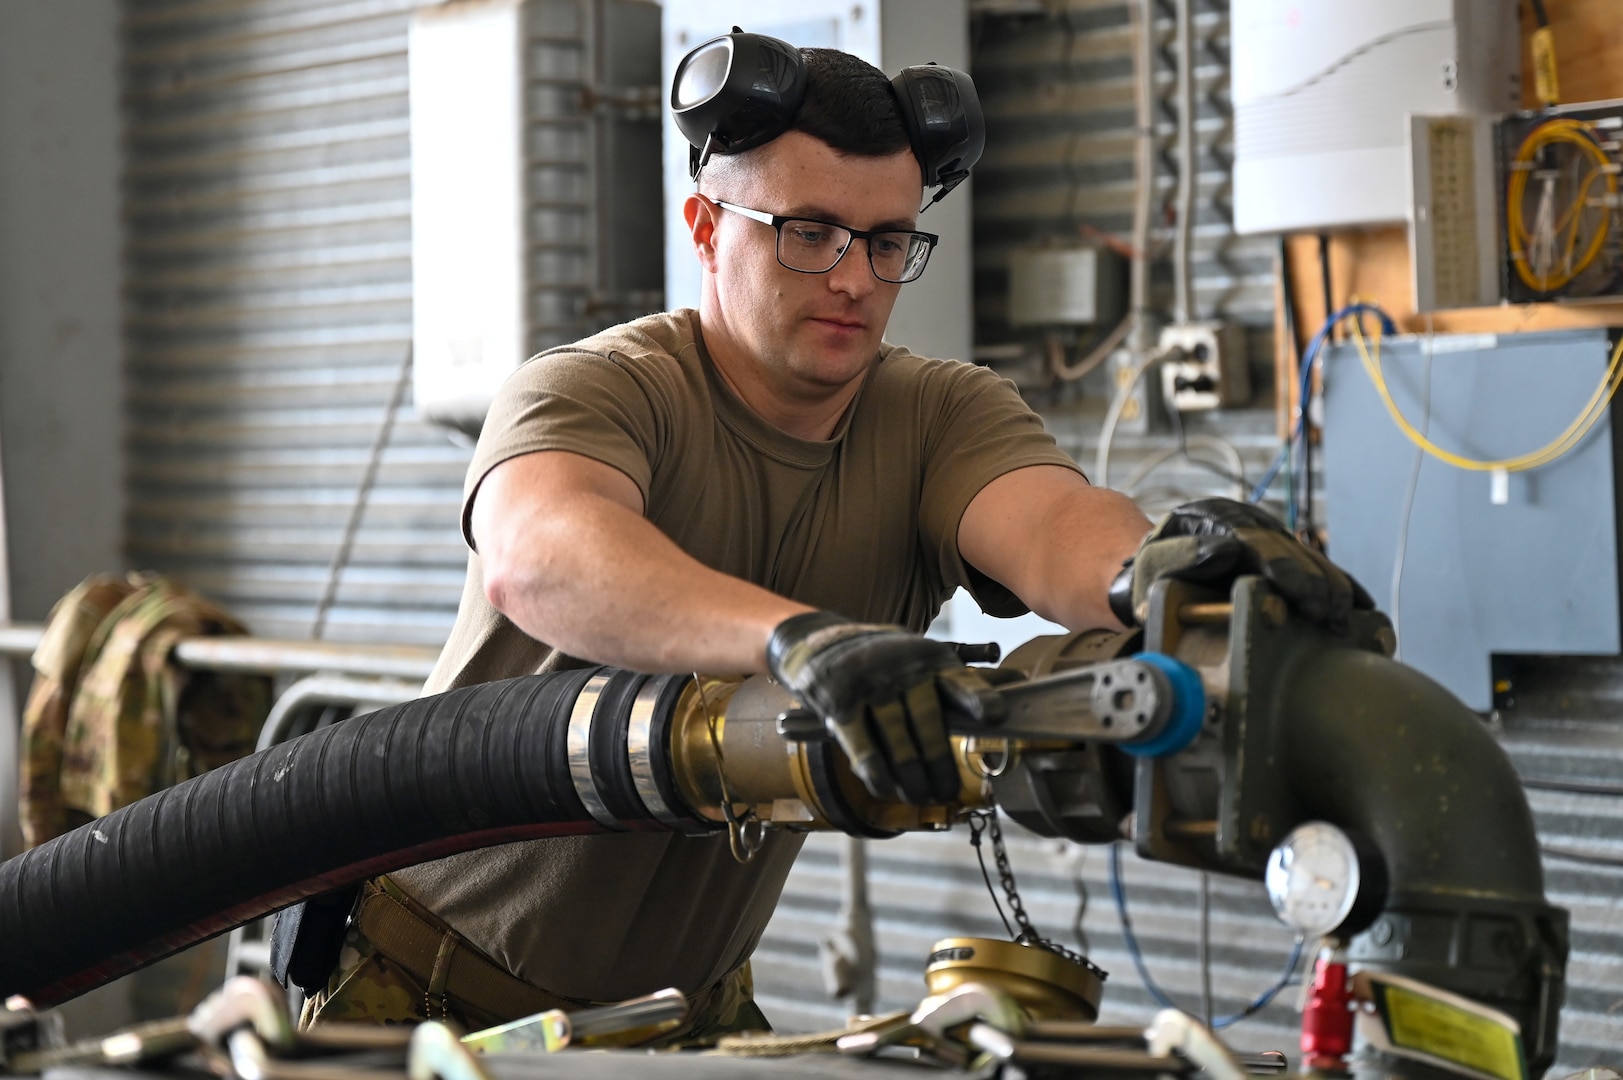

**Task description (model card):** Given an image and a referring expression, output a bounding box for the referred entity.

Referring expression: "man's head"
[694,47,918,201]
[683,49,926,418]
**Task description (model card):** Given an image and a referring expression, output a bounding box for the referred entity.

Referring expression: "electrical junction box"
[410,0,663,438]
[1158,322,1250,411]
[1006,245,1124,329]
[1410,99,1623,312]
[1231,0,1519,235]
[1321,327,1623,711]
[661,0,973,369]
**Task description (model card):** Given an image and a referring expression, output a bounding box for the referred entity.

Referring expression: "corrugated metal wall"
[968,0,1283,516]
[755,5,1623,1072]
[971,0,1273,340]
[122,0,657,645]
[115,0,1623,1068]
[123,0,471,646]
[1496,658,1623,1070]
[756,831,1305,1053]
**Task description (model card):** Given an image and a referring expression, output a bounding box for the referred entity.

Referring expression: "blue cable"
[1108,841,1305,1029]
[1248,302,1399,507]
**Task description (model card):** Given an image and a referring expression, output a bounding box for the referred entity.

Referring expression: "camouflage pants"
[300,881,770,1047]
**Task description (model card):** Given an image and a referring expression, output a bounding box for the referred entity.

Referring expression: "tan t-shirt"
[391,309,1079,1002]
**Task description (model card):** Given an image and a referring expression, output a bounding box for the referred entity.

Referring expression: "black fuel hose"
[0,667,708,1006]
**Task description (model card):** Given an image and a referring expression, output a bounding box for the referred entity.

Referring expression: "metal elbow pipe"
[1277,647,1569,1077]
[1279,646,1544,900]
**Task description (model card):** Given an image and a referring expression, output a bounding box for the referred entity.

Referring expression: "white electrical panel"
[410,1,528,436]
[660,0,974,368]
[1231,0,1519,235]
[410,0,662,436]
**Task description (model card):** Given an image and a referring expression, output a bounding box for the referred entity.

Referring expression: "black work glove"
[766,612,992,804]
[1108,498,1374,634]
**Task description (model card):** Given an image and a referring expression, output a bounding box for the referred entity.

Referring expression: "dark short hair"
[789,48,911,157]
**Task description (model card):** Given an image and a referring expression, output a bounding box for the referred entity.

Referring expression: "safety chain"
[693,674,764,864]
[967,802,1106,979]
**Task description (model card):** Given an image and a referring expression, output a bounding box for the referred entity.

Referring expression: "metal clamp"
[566,674,622,830]
[626,680,687,830]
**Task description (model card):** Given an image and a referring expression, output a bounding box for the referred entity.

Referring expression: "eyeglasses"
[713,200,938,284]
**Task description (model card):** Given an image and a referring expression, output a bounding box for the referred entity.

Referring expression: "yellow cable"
[1506,118,1616,293]
[1507,121,1613,291]
[1348,319,1623,473]
[1359,324,1618,471]
[1549,167,1604,236]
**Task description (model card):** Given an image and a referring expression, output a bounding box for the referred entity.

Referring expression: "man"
[303,42,1363,1037]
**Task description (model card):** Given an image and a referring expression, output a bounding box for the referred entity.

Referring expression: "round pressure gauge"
[1264,822,1378,939]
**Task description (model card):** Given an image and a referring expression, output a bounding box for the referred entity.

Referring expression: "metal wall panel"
[967,0,1286,514]
[123,0,658,643]
[123,0,468,645]
[755,830,1305,1053]
[1495,659,1623,1070]
[970,0,1275,344]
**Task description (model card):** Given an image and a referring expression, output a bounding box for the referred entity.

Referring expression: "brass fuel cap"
[925,937,1105,1023]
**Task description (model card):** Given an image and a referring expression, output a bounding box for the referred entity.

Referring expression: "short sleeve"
[914,361,1081,616]
[460,349,666,549]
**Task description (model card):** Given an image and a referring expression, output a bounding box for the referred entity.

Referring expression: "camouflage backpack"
[20,574,140,847]
[21,573,272,846]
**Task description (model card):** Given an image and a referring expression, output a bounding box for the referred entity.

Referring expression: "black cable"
[1541,844,1623,869]
[1317,234,1335,334]
[967,811,1017,939]
[1279,236,1306,360]
[1522,776,1623,797]
[1306,233,1335,544]
[1528,0,1550,28]
[1278,236,1308,539]
[1072,855,1091,956]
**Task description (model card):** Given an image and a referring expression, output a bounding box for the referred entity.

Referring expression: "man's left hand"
[1109,498,1374,633]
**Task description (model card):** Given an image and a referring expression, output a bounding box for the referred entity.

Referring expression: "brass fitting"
[666,675,989,836]
[924,937,1105,1023]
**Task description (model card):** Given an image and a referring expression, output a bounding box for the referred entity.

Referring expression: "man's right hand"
[766,612,990,805]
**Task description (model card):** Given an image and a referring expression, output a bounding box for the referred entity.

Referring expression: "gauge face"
[1265,822,1362,938]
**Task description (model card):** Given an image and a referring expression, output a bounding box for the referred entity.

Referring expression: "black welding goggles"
[671,28,985,206]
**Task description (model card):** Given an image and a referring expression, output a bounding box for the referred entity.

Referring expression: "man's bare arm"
[472,449,812,673]
[957,465,1152,632]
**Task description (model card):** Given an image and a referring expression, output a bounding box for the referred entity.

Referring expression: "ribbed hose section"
[0,668,707,1006]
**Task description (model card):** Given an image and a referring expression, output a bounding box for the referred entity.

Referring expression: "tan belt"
[354,880,579,1021]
